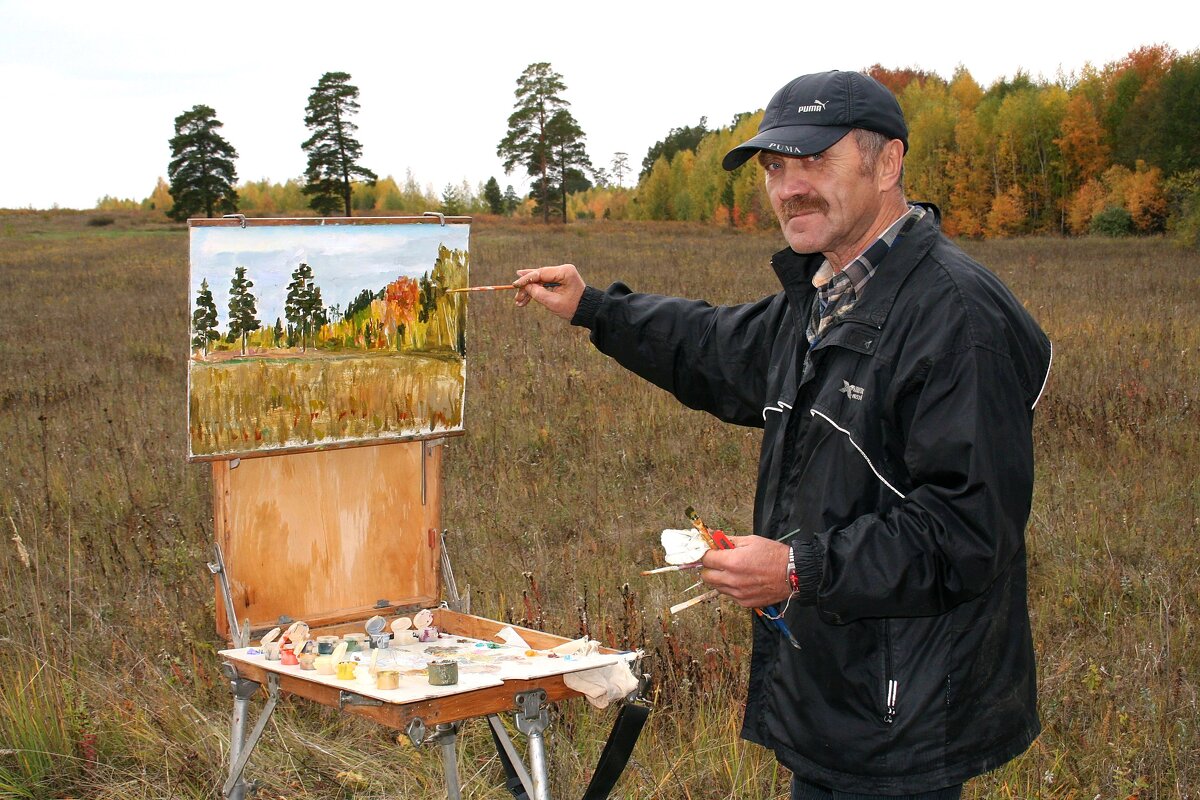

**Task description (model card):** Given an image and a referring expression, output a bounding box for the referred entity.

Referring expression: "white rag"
[563,661,640,709]
[495,625,533,650]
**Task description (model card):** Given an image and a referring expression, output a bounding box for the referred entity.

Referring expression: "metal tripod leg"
[513,689,552,800]
[221,663,280,800]
[429,722,463,800]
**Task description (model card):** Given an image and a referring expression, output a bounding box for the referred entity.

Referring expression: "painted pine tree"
[191,278,220,356]
[227,266,260,356]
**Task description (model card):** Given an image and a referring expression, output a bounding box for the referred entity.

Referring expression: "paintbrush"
[670,589,719,615]
[640,562,703,576]
[445,282,561,293]
[684,505,716,549]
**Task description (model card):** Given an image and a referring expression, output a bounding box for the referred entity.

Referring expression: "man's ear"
[877,139,905,191]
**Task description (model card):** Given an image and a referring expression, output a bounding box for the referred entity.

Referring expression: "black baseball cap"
[722,70,909,170]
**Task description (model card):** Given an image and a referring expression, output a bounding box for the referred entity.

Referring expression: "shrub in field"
[1090,205,1135,236]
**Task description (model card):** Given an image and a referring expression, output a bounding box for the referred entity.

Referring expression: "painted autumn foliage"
[191,244,468,359]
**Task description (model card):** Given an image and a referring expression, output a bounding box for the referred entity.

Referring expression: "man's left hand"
[700,535,793,607]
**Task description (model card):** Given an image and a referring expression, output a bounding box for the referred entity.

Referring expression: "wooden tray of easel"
[209,438,642,800]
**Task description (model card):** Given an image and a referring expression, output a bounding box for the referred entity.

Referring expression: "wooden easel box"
[209,437,612,728]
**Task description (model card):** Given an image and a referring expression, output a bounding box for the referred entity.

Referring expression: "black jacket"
[571,210,1051,793]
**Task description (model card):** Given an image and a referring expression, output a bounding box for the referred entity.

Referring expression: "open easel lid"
[211,439,446,637]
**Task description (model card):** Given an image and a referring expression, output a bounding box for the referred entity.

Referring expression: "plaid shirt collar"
[807,204,925,344]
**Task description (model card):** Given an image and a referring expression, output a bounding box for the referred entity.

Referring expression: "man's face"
[759,134,886,262]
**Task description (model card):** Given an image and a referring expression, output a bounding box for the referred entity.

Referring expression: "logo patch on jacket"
[839,380,864,401]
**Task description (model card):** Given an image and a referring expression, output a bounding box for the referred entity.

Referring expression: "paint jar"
[418,627,439,643]
[280,645,299,666]
[314,655,334,675]
[393,630,418,646]
[264,642,282,661]
[336,661,357,681]
[316,635,338,655]
[375,670,400,690]
[369,633,392,650]
[342,633,367,653]
[427,659,458,686]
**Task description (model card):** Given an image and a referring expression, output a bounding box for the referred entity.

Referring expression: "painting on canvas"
[187,218,468,459]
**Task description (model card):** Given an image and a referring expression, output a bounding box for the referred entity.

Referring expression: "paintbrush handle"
[640,563,703,575]
[446,283,561,293]
[670,588,719,615]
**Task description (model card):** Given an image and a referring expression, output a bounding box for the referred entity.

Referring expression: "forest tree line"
[106,46,1200,244]
[573,46,1200,243]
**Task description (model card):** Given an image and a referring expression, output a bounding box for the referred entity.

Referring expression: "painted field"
[188,350,464,456]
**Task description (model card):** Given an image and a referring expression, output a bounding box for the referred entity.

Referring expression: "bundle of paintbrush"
[642,507,803,649]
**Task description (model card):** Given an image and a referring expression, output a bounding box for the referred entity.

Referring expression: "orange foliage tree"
[1066,179,1108,234]
[1124,161,1168,232]
[865,64,938,96]
[986,185,1027,238]
[1056,94,1110,190]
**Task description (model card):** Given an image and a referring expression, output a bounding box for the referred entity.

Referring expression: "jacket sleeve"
[572,283,778,428]
[794,342,1043,621]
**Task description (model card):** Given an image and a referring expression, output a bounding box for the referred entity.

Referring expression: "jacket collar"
[769,202,941,329]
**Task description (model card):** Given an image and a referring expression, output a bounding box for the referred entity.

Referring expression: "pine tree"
[167,105,238,220]
[228,266,260,356]
[483,177,504,214]
[497,62,591,223]
[191,278,220,356]
[503,184,520,214]
[301,72,377,216]
[611,152,630,188]
[440,183,464,215]
[547,109,592,220]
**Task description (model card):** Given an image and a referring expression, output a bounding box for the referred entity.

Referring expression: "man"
[514,70,1051,798]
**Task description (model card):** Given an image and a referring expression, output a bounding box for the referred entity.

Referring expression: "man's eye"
[807,153,823,163]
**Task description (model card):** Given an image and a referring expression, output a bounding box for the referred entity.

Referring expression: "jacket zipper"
[882,620,897,724]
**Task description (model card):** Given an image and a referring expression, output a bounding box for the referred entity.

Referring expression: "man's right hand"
[513,265,585,321]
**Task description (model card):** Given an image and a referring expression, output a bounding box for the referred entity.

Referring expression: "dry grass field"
[0,209,1197,799]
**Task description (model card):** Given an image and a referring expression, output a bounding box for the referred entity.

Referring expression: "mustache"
[780,195,829,216]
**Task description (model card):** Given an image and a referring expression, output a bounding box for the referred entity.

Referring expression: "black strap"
[490,723,531,800]
[581,702,651,800]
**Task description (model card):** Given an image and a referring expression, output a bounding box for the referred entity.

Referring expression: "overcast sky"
[2,0,1196,210]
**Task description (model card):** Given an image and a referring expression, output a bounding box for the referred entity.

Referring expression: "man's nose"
[776,161,812,196]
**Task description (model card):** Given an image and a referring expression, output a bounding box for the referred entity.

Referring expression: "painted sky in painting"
[189,221,469,331]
